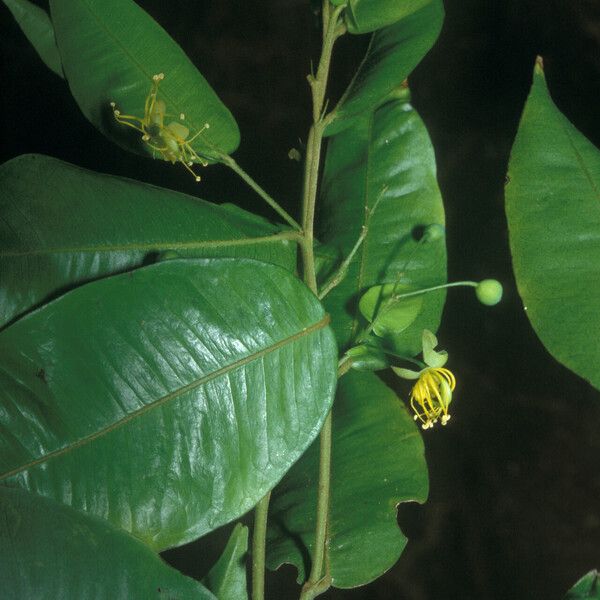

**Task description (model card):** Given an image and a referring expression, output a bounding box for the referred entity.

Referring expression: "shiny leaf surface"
[506,65,600,392]
[326,0,443,136]
[0,259,337,551]
[49,0,239,160]
[202,523,249,600]
[319,99,447,356]
[3,0,63,77]
[266,371,428,588]
[0,487,215,599]
[344,0,432,34]
[565,571,600,599]
[0,154,296,330]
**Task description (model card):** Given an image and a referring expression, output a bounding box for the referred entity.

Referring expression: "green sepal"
[421,329,447,367]
[392,366,421,380]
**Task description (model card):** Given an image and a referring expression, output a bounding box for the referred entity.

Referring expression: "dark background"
[2,1,600,598]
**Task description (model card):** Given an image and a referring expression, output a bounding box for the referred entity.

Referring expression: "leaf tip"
[535,55,544,75]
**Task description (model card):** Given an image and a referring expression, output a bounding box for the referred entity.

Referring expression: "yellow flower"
[409,366,455,429]
[110,73,210,182]
[393,330,456,430]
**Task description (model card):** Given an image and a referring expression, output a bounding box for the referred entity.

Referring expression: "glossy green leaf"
[0,486,215,600]
[0,154,296,330]
[326,0,443,136]
[3,0,63,77]
[0,258,337,551]
[506,65,600,392]
[344,0,432,34]
[319,99,447,356]
[49,0,239,161]
[202,524,249,600]
[359,283,423,336]
[565,571,600,599]
[266,370,428,588]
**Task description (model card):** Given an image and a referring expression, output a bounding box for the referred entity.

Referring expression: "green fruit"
[476,279,503,306]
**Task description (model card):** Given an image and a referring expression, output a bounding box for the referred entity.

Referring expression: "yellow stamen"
[109,73,210,182]
[409,367,456,430]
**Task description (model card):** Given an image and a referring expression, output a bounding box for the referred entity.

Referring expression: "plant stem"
[252,491,271,600]
[300,3,345,292]
[357,280,479,343]
[221,154,302,231]
[300,125,321,291]
[299,3,345,599]
[391,280,479,298]
[303,412,333,594]
[318,186,386,299]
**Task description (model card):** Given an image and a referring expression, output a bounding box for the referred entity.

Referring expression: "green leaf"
[0,258,337,551]
[202,524,249,600]
[3,0,63,77]
[0,154,296,330]
[326,0,443,136]
[0,486,215,599]
[565,570,600,599]
[344,0,433,34]
[319,99,447,356]
[358,283,423,336]
[49,0,239,161]
[266,370,428,588]
[506,64,600,392]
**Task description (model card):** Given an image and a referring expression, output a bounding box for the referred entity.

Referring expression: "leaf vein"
[0,313,330,481]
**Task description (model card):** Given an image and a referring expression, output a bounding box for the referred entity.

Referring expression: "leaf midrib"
[0,313,330,481]
[1,232,296,258]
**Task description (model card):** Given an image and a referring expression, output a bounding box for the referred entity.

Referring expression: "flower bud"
[476,279,503,306]
[422,223,445,242]
[346,344,388,371]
